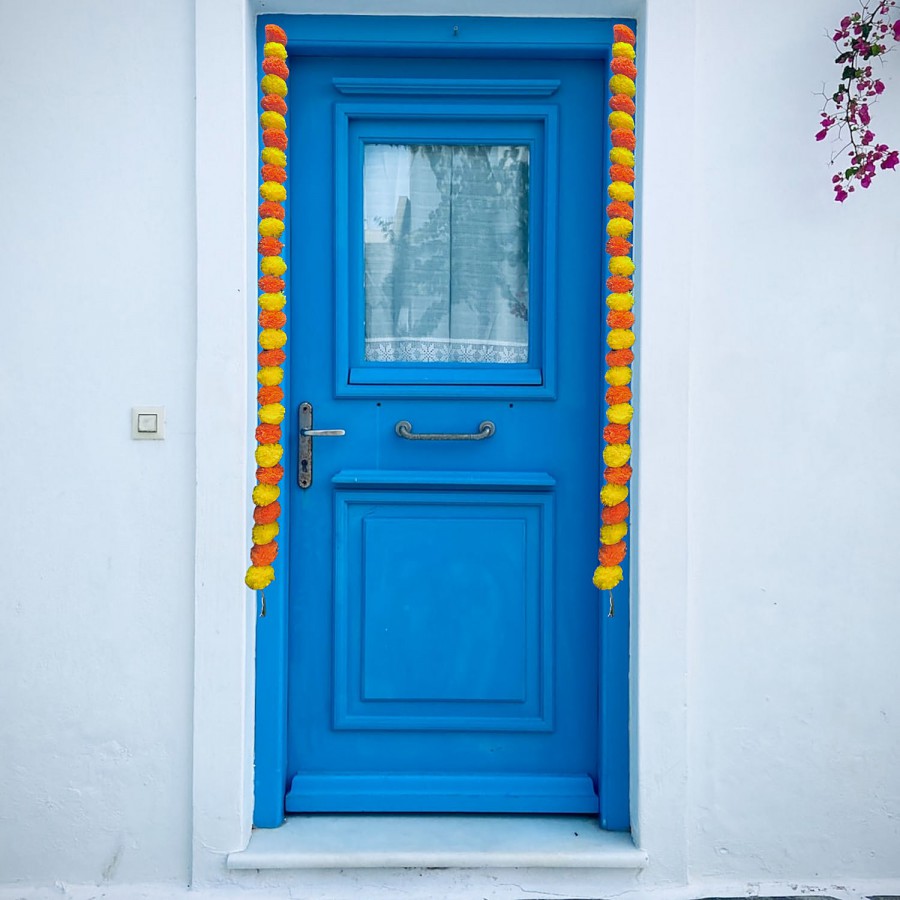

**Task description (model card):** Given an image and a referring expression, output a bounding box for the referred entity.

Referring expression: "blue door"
[282,19,611,815]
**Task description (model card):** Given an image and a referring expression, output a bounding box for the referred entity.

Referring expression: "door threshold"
[226,815,648,870]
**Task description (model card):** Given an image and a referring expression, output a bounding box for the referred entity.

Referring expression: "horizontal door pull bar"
[394,420,496,441]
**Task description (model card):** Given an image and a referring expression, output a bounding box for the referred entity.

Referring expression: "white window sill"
[226,815,648,870]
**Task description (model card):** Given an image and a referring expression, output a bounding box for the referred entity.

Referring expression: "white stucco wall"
[687,0,900,883]
[1,0,899,896]
[0,0,197,888]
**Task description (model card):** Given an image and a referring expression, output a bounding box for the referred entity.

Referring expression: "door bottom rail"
[286,772,597,814]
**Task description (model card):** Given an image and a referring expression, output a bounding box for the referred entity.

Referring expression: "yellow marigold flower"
[608,181,635,202]
[609,74,636,97]
[607,218,633,238]
[608,111,635,131]
[260,181,287,202]
[258,402,286,425]
[600,522,628,545]
[601,483,629,507]
[245,565,275,590]
[258,365,284,386]
[610,147,635,167]
[609,256,636,277]
[253,483,280,507]
[252,522,279,545]
[261,147,287,167]
[260,255,287,277]
[255,443,284,467]
[593,565,623,590]
[261,74,287,97]
[606,292,634,311]
[607,327,635,350]
[603,443,632,467]
[260,111,286,132]
[259,217,285,238]
[259,291,286,311]
[259,328,287,350]
[607,402,634,425]
[605,365,632,386]
[263,41,288,60]
[612,41,636,60]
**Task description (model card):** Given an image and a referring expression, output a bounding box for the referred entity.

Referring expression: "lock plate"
[298,402,314,488]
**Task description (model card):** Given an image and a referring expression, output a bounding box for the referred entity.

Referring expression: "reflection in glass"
[364,144,529,363]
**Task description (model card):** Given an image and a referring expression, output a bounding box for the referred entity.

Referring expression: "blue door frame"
[253,14,633,831]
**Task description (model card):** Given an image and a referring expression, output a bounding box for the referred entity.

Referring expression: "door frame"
[252,13,632,831]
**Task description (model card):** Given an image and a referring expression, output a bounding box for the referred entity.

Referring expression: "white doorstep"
[226,815,649,869]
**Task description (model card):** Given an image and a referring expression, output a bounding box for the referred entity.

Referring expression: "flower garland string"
[594,24,637,595]
[246,24,290,591]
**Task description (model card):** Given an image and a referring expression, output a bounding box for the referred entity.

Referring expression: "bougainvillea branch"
[818,0,900,201]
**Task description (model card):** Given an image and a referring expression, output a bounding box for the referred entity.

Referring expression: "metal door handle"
[298,402,345,488]
[394,420,496,441]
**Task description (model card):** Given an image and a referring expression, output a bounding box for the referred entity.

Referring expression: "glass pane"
[363,144,530,363]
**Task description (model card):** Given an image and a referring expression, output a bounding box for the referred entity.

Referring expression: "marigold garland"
[246,23,290,592]
[595,24,638,595]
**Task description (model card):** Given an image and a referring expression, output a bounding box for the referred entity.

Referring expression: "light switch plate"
[132,406,166,440]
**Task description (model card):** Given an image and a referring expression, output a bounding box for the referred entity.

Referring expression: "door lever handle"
[298,402,345,488]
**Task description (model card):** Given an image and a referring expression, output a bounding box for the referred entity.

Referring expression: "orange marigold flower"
[262,57,290,78]
[604,423,631,444]
[606,201,634,221]
[256,464,284,485]
[613,24,636,45]
[606,348,634,367]
[263,129,288,150]
[251,541,279,566]
[261,164,287,184]
[607,309,635,329]
[609,94,636,115]
[610,164,635,184]
[612,129,637,151]
[611,58,638,79]
[602,501,630,525]
[265,24,288,44]
[258,201,285,221]
[259,309,287,329]
[606,274,633,292]
[258,275,285,292]
[258,348,286,366]
[605,463,633,485]
[598,540,627,566]
[261,94,288,115]
[258,236,283,256]
[607,385,633,405]
[256,423,282,444]
[606,235,634,258]
[257,384,284,405]
[253,501,281,525]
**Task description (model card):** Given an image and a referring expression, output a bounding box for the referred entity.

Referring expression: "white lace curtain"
[363,144,530,364]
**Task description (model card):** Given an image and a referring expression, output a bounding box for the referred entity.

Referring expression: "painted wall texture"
[1,0,899,897]
[0,0,197,889]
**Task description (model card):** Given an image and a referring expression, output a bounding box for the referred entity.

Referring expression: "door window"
[363,143,530,364]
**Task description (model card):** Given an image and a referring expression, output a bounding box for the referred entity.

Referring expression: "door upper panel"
[335,94,557,395]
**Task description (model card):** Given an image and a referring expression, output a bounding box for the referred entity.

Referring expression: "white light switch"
[132,406,165,440]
